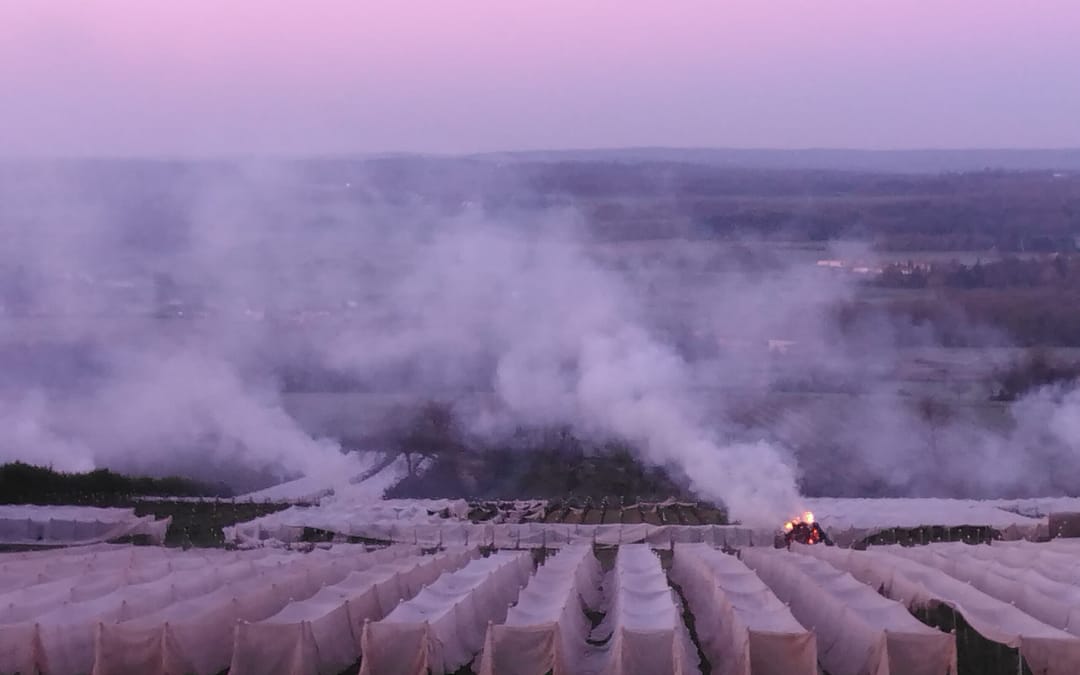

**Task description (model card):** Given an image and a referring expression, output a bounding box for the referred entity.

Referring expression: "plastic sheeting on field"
[225,495,1060,550]
[924,540,1080,586]
[0,545,371,675]
[359,551,533,675]
[592,544,699,675]
[25,558,276,675]
[0,505,172,546]
[796,544,1080,675]
[85,545,417,675]
[0,545,184,597]
[0,547,286,674]
[988,496,1080,518]
[227,514,776,550]
[742,548,955,675]
[669,544,816,675]
[881,543,1080,635]
[239,451,391,503]
[229,547,477,675]
[224,498,473,545]
[477,545,601,675]
[802,498,1047,546]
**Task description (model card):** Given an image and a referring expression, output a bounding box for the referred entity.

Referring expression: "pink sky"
[2,1,1078,156]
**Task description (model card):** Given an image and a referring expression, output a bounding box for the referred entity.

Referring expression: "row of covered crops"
[4,539,1080,673]
[222,496,1053,548]
[0,505,170,547]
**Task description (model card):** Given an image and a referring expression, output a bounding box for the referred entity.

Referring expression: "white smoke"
[325,218,804,523]
[0,163,349,487]
[2,160,1080,517]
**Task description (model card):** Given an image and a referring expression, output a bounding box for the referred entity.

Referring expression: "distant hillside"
[474,147,1080,174]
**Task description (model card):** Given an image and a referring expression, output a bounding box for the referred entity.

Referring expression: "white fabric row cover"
[0,544,274,568]
[2,549,286,675]
[741,548,955,675]
[879,544,1080,635]
[0,541,117,561]
[997,538,1080,550]
[0,556,230,625]
[83,545,418,675]
[228,547,477,675]
[238,451,393,504]
[0,513,172,546]
[477,545,602,675]
[228,516,777,549]
[592,544,699,675]
[0,546,400,622]
[796,544,1080,675]
[0,545,198,593]
[0,547,309,625]
[928,540,1080,586]
[669,544,815,675]
[0,505,173,545]
[226,496,1057,548]
[223,499,473,543]
[0,505,139,523]
[987,497,1080,518]
[359,551,533,675]
[803,498,1047,546]
[0,542,182,567]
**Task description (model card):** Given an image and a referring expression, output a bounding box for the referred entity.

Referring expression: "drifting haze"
[0,162,817,522]
[3,1,1080,156]
[5,161,1080,524]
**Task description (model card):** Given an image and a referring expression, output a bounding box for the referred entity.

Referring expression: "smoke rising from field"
[0,163,355,490]
[320,218,809,522]
[1,160,1079,520]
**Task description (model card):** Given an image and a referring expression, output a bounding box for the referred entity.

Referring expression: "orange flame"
[781,512,824,544]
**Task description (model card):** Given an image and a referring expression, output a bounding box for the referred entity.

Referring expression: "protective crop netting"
[0,543,426,675]
[669,543,816,675]
[477,545,602,675]
[880,544,1080,635]
[795,543,1080,675]
[228,547,477,675]
[741,547,955,675]
[589,544,700,675]
[359,551,533,675]
[225,497,1052,550]
[0,505,171,547]
[12,535,1080,675]
[228,516,778,550]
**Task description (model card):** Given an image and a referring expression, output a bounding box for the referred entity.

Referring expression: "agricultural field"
[4,159,1080,673]
[3,535,1078,674]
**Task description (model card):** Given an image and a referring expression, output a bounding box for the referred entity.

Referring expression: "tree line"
[0,462,230,506]
[875,255,1080,290]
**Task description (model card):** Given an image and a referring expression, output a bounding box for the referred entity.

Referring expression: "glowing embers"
[782,511,830,546]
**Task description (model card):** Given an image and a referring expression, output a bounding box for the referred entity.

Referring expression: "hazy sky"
[2,1,1079,157]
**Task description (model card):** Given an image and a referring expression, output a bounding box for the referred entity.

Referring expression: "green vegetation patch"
[0,461,230,506]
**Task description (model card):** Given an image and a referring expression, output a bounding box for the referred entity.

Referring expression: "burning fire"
[782,511,824,545]
[782,511,814,530]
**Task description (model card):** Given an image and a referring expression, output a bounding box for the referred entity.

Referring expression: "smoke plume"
[1,159,1079,523]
